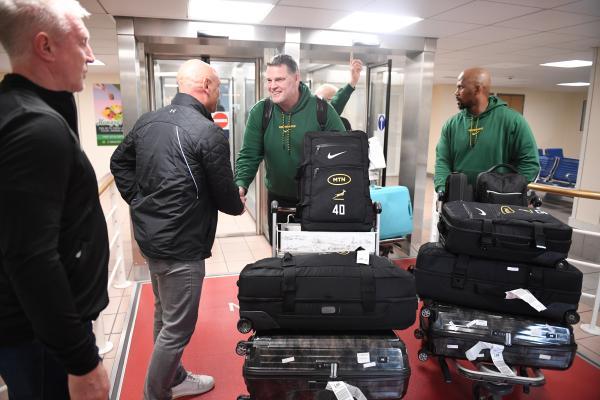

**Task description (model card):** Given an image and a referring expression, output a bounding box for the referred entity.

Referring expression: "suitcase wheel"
[237,318,253,334]
[564,310,580,325]
[417,349,429,362]
[420,307,432,319]
[414,328,425,340]
[235,341,249,356]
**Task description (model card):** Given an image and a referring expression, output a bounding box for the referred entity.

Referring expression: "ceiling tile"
[396,19,483,38]
[496,9,599,30]
[489,0,574,8]
[501,31,584,47]
[279,0,369,11]
[448,26,536,45]
[432,1,540,25]
[552,37,600,51]
[436,37,476,51]
[98,0,188,19]
[556,0,600,17]
[365,0,472,18]
[550,21,600,38]
[262,6,347,30]
[512,46,582,58]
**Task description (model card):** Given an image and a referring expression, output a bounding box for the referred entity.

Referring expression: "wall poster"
[93,83,124,145]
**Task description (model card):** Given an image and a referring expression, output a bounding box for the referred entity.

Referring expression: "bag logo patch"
[475,207,487,216]
[332,189,346,201]
[500,206,515,214]
[327,174,351,186]
[327,151,347,159]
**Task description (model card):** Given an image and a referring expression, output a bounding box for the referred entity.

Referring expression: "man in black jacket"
[0,0,109,399]
[111,59,244,400]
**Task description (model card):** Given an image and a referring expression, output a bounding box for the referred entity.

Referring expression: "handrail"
[98,173,115,196]
[528,182,600,200]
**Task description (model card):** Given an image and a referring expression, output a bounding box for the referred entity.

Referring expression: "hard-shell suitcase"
[237,252,417,333]
[439,201,572,266]
[297,131,374,232]
[369,185,413,239]
[238,331,410,400]
[417,302,577,370]
[414,242,582,324]
[444,172,473,202]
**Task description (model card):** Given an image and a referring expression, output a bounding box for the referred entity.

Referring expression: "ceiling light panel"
[541,60,593,68]
[330,12,422,34]
[188,0,274,24]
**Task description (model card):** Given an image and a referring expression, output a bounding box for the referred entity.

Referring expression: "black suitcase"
[297,131,374,232]
[238,331,410,400]
[417,302,577,370]
[475,164,528,206]
[414,242,582,324]
[444,172,473,202]
[237,252,417,333]
[439,201,572,266]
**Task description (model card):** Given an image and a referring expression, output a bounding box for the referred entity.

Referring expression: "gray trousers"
[143,257,206,400]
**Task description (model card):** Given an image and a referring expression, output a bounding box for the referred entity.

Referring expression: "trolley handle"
[452,359,545,386]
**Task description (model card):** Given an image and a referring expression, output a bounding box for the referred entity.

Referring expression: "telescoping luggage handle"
[280,252,376,313]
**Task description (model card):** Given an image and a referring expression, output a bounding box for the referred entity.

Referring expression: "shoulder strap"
[316,96,327,130]
[262,98,273,134]
[485,163,518,173]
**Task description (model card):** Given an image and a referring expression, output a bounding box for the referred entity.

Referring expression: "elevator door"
[151,58,258,230]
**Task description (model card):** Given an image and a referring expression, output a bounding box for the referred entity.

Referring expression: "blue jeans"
[0,322,93,399]
[144,258,205,400]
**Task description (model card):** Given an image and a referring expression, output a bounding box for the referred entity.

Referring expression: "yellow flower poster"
[93,83,123,145]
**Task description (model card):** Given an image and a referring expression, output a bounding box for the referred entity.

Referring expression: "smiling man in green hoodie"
[235,54,345,237]
[434,67,540,193]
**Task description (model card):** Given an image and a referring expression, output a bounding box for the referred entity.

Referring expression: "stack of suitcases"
[414,169,583,376]
[235,131,419,400]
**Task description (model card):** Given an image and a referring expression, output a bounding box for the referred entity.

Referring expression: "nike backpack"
[297,131,374,231]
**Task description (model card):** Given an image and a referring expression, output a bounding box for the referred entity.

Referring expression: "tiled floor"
[1,178,598,399]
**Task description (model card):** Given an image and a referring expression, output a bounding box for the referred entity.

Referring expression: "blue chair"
[536,155,558,183]
[545,148,564,158]
[550,157,578,187]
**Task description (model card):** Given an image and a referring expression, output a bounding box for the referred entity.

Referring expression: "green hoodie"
[434,96,540,193]
[235,82,345,198]
[330,83,355,115]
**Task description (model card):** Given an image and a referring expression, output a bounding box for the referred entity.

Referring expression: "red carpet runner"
[117,275,600,399]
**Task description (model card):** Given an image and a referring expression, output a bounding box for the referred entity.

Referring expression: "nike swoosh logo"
[475,207,487,216]
[327,151,347,159]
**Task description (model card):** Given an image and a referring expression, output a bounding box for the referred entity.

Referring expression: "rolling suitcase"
[414,242,582,324]
[237,252,417,333]
[417,302,577,370]
[438,201,572,266]
[444,172,473,202]
[369,185,413,239]
[297,131,374,232]
[237,331,410,400]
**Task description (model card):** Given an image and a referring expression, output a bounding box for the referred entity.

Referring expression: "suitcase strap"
[533,222,547,249]
[280,256,376,313]
[480,219,494,248]
[451,254,470,289]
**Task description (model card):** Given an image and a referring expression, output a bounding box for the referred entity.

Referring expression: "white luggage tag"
[356,250,369,265]
[326,381,367,400]
[505,288,547,312]
[466,342,516,377]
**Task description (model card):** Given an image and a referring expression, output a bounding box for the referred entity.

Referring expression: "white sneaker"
[171,373,215,399]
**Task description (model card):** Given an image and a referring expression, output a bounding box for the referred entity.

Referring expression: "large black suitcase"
[237,252,417,332]
[238,331,410,400]
[439,201,572,266]
[297,131,374,232]
[415,243,582,324]
[417,302,577,370]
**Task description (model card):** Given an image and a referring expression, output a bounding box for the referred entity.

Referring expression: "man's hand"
[68,362,109,400]
[349,59,363,88]
[238,186,247,215]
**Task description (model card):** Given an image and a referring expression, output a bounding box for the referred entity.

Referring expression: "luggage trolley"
[271,200,382,257]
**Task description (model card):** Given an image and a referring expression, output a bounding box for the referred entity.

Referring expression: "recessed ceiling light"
[188,0,273,24]
[89,59,105,66]
[557,82,590,87]
[330,12,422,34]
[541,60,592,68]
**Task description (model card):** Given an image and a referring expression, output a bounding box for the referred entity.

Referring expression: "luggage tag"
[326,381,367,400]
[505,288,547,312]
[466,319,488,328]
[466,342,516,376]
[356,250,370,265]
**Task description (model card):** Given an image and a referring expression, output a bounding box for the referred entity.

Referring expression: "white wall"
[75,73,122,179]
[426,84,588,174]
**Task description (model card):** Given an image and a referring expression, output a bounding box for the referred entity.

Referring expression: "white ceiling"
[2,0,599,92]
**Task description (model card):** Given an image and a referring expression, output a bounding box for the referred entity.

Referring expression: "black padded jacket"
[0,74,109,375]
[110,93,244,261]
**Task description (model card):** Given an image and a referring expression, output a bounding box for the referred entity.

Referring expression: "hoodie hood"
[464,96,507,119]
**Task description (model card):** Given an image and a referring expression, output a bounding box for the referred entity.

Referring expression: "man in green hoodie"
[434,67,539,194]
[235,54,345,237]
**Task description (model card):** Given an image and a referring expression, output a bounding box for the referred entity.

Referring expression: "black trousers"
[267,192,298,245]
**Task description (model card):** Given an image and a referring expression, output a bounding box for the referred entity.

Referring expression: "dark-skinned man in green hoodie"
[235,54,345,239]
[434,67,540,194]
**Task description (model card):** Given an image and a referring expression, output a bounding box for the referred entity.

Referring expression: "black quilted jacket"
[110,93,244,260]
